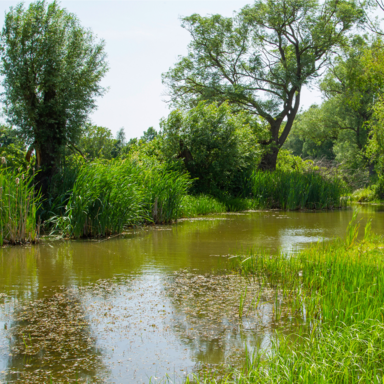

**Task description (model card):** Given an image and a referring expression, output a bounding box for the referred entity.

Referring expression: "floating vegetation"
[2,290,107,383]
[166,271,306,379]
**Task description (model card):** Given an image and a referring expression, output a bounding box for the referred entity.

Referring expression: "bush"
[161,101,261,195]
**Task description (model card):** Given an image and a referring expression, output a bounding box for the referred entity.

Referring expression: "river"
[0,206,383,383]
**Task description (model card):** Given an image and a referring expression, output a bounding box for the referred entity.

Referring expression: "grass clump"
[180,195,226,217]
[191,216,384,383]
[250,170,345,209]
[350,187,376,202]
[0,163,40,245]
[55,159,191,238]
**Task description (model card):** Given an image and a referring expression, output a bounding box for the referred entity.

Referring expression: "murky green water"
[0,206,383,383]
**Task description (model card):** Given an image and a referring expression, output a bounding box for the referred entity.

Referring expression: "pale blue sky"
[0,0,324,139]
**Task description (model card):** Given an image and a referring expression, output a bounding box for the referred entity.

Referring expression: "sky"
[0,0,325,140]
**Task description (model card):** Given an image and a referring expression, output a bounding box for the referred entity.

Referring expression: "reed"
[0,162,40,245]
[250,170,345,209]
[56,159,191,238]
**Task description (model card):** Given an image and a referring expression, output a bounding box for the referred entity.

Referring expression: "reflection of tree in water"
[165,271,306,377]
[4,289,108,383]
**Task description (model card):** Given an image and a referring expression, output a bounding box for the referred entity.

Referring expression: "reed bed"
[188,216,384,383]
[250,170,345,209]
[57,159,191,238]
[0,163,40,245]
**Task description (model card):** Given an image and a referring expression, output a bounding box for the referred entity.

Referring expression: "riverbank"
[1,160,346,245]
[1,209,383,383]
[186,215,384,383]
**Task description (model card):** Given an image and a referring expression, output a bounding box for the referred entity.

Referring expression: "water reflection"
[0,207,384,382]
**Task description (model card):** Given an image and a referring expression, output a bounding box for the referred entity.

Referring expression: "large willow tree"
[0,0,108,193]
[163,0,363,170]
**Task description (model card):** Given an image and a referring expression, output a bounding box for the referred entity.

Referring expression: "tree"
[163,0,363,170]
[141,127,158,143]
[0,0,108,193]
[161,102,261,195]
[79,125,115,161]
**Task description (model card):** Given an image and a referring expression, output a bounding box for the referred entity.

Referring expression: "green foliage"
[250,170,345,209]
[180,195,227,217]
[78,124,116,161]
[43,155,84,220]
[276,149,316,172]
[350,187,375,202]
[367,95,384,173]
[125,135,165,164]
[0,0,108,184]
[163,0,362,170]
[0,124,27,168]
[141,127,158,143]
[161,102,261,195]
[56,159,191,238]
[0,163,41,245]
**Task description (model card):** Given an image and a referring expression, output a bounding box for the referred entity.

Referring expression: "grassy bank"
[2,160,346,242]
[187,216,384,383]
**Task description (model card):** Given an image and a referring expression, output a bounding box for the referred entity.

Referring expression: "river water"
[0,206,383,383]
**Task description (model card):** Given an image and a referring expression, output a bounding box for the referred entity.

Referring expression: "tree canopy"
[163,0,363,170]
[0,0,108,193]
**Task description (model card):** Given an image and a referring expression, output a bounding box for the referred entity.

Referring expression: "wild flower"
[1,157,6,165]
[15,178,20,185]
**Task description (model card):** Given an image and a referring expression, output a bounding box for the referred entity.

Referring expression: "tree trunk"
[258,145,279,171]
[34,141,59,197]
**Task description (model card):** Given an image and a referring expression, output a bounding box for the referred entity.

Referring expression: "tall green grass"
[180,195,227,217]
[56,159,191,238]
[251,170,345,209]
[0,163,40,245]
[189,217,384,383]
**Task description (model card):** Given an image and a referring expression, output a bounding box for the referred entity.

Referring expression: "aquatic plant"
[250,170,345,209]
[0,163,40,245]
[57,159,191,238]
[220,221,384,383]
